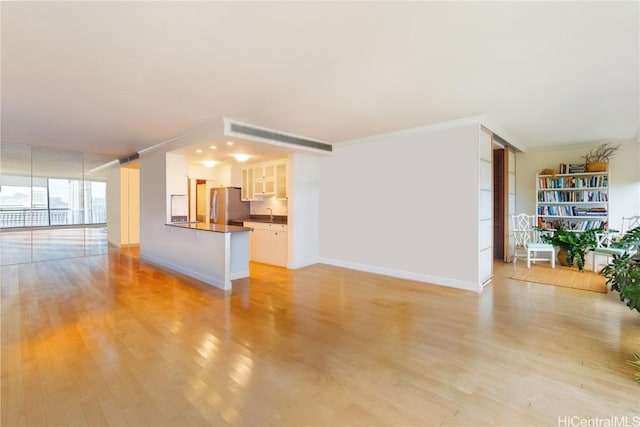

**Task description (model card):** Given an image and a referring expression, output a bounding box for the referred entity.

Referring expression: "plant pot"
[585,161,608,172]
[557,248,570,266]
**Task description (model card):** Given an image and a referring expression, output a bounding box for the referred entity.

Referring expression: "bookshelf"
[536,171,609,231]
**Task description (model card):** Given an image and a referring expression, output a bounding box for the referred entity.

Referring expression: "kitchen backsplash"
[250,196,288,216]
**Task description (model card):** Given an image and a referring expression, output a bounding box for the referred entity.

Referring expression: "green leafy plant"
[612,224,640,252]
[627,353,640,382]
[601,226,640,313]
[582,143,620,163]
[537,222,602,271]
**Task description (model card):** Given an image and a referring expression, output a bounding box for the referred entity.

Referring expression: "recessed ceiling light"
[210,145,217,150]
[232,154,251,162]
[201,160,217,168]
[196,149,203,153]
[226,141,234,146]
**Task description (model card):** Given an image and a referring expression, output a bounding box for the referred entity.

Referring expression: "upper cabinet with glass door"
[276,162,287,200]
[241,168,254,201]
[241,159,287,201]
[254,163,276,196]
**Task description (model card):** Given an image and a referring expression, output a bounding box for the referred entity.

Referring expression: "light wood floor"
[1,248,639,426]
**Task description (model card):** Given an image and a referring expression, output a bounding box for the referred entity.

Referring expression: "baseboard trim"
[229,270,250,280]
[287,257,321,270]
[317,257,482,293]
[140,252,225,289]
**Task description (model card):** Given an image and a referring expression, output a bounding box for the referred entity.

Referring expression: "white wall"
[288,153,320,268]
[187,164,216,181]
[166,153,188,222]
[139,151,168,260]
[106,166,121,245]
[515,142,640,231]
[318,121,481,291]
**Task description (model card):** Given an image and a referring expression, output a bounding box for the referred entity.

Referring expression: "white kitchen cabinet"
[254,164,276,196]
[270,226,288,266]
[254,177,275,196]
[257,164,276,180]
[241,168,255,201]
[253,228,271,263]
[241,160,287,199]
[243,222,288,267]
[276,162,287,200]
[242,159,288,201]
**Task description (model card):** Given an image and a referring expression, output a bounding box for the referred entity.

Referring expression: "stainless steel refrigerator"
[209,187,250,225]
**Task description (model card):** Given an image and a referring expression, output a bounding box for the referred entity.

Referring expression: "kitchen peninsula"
[161,222,251,291]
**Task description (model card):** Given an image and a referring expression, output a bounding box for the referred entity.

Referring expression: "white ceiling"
[1,1,638,164]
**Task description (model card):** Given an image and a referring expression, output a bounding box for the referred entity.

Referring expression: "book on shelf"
[537,206,608,217]
[540,220,608,231]
[568,163,586,173]
[559,163,568,174]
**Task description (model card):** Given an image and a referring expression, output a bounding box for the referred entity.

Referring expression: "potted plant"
[536,222,602,271]
[601,225,640,313]
[582,143,620,172]
[599,226,640,382]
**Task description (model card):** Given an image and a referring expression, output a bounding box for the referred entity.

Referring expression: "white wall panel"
[480,161,492,190]
[479,131,492,161]
[480,190,492,220]
[319,121,481,290]
[479,219,492,249]
[478,129,493,284]
[479,248,492,283]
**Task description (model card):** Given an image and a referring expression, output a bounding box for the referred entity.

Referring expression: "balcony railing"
[0,208,106,228]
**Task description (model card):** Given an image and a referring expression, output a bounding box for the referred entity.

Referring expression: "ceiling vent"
[224,119,332,153]
[118,152,139,165]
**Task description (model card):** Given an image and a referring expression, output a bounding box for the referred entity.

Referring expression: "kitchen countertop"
[242,215,288,224]
[166,222,251,233]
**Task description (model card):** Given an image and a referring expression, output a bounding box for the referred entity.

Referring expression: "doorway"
[492,143,515,262]
[191,179,207,223]
[493,149,506,260]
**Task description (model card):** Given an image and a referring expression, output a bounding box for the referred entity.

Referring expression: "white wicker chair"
[512,213,555,268]
[592,216,640,272]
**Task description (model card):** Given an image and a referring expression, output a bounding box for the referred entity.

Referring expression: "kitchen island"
[145,222,251,291]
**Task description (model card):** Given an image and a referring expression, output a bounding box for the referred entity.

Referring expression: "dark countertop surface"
[166,222,251,233]
[241,215,288,224]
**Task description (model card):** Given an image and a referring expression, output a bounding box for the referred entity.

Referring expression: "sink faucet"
[267,208,273,222]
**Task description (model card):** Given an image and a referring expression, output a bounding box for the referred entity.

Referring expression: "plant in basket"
[582,143,620,172]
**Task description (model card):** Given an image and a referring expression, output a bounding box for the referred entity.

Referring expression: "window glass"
[0,142,32,264]
[86,180,106,224]
[1,144,111,265]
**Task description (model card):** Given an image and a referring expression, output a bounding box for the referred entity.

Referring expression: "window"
[0,177,106,228]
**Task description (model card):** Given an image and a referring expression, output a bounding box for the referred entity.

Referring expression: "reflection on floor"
[0,226,108,265]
